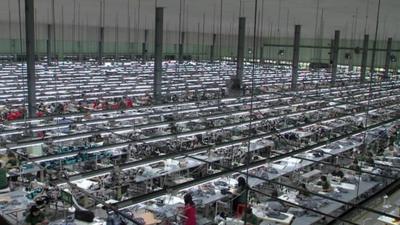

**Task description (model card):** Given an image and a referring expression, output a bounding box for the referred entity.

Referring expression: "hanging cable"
[243,0,259,223]
[18,0,29,127]
[316,9,324,96]
[370,0,381,75]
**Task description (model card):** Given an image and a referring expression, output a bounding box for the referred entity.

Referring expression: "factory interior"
[1,0,400,224]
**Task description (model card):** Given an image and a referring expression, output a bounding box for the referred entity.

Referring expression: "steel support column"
[291,25,301,91]
[236,17,246,89]
[154,7,164,104]
[370,0,381,76]
[98,27,104,64]
[47,24,51,65]
[25,0,36,118]
[331,30,340,85]
[210,33,216,63]
[329,39,334,63]
[178,32,185,64]
[384,37,393,79]
[142,29,149,64]
[360,34,369,83]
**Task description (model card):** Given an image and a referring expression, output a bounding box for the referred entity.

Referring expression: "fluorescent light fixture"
[122,160,163,172]
[232,112,249,116]
[177,131,206,138]
[144,137,171,143]
[85,121,108,125]
[91,144,129,154]
[0,131,24,136]
[53,134,92,143]
[113,130,134,135]
[67,172,111,184]
[36,155,70,163]
[9,142,42,149]
[143,124,169,130]
[215,142,241,150]
[32,126,70,132]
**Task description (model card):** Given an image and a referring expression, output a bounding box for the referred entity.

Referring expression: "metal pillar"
[98,27,104,64]
[236,17,246,89]
[178,32,185,64]
[259,46,264,64]
[142,29,149,64]
[360,34,369,83]
[47,24,51,65]
[210,33,216,63]
[154,7,164,104]
[370,0,381,76]
[384,37,392,79]
[329,39,334,63]
[370,39,377,75]
[25,0,36,118]
[291,25,301,91]
[331,30,340,85]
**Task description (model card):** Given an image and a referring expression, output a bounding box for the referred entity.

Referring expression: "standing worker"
[25,205,49,225]
[183,193,196,225]
[233,177,249,217]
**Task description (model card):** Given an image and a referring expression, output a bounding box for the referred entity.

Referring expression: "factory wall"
[0,0,398,68]
[0,20,397,70]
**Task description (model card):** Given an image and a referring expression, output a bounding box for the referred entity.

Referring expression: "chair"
[215,200,230,220]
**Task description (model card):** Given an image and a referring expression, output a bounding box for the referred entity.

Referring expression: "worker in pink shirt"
[183,193,196,225]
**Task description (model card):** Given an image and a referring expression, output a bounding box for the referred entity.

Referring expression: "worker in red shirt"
[6,112,16,121]
[15,110,23,119]
[92,100,99,109]
[111,102,120,110]
[125,97,133,108]
[7,110,21,121]
[36,111,45,117]
[183,193,196,225]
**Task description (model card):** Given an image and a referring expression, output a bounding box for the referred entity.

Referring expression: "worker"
[36,110,45,117]
[170,123,178,134]
[233,177,249,216]
[297,183,310,199]
[241,207,262,225]
[317,175,331,192]
[6,153,18,169]
[365,152,375,166]
[183,193,196,225]
[25,205,49,225]
[0,161,8,191]
[83,112,92,120]
[331,165,344,179]
[5,153,18,189]
[125,97,134,108]
[265,190,285,211]
[111,166,122,200]
[349,159,361,174]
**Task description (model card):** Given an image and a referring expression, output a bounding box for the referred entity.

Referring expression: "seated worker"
[297,183,310,200]
[365,152,375,166]
[0,161,8,191]
[265,190,285,211]
[331,165,344,179]
[6,153,19,189]
[316,175,331,192]
[349,159,361,174]
[242,207,262,225]
[6,153,18,169]
[25,205,49,225]
[232,177,250,216]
